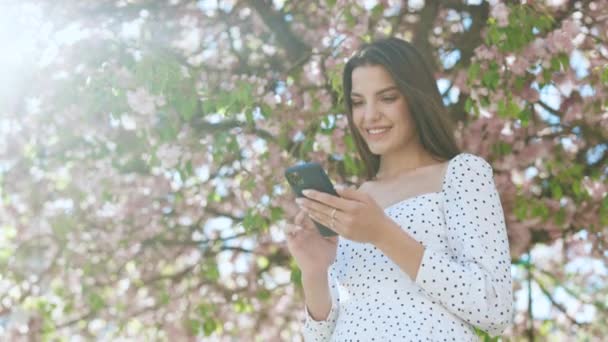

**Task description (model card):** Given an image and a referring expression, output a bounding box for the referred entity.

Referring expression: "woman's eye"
[381,96,397,102]
[351,101,363,107]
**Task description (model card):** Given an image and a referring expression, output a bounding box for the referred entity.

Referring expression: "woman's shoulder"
[444,152,496,194]
[450,152,493,175]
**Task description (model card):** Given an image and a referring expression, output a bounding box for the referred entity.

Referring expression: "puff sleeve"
[414,153,513,336]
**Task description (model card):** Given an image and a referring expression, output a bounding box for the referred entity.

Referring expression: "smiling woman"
[284,37,513,341]
[342,38,462,181]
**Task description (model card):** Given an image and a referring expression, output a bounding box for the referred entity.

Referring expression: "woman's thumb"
[335,184,365,201]
[334,184,351,197]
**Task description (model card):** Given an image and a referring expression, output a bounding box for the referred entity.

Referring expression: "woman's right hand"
[285,209,338,275]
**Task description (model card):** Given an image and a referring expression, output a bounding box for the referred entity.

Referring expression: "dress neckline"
[381,153,461,212]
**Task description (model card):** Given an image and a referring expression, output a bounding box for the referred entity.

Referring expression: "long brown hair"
[342,37,461,181]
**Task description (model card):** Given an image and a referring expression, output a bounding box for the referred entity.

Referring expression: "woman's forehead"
[351,66,397,94]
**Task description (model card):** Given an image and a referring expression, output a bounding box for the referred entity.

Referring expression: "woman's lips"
[366,127,391,140]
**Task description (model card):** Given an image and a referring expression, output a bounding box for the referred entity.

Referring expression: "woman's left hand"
[296,186,393,244]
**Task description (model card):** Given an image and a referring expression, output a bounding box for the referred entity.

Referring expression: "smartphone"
[284,162,339,237]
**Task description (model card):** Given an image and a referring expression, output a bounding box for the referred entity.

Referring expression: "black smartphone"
[284,162,339,237]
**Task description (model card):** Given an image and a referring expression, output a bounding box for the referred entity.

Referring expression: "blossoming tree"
[1,0,607,340]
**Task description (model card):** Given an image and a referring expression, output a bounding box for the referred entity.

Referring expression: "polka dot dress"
[301,153,513,341]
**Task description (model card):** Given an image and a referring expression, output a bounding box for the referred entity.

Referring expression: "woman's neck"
[374,145,438,182]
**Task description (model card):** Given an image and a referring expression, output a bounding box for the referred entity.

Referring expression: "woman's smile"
[365,126,392,141]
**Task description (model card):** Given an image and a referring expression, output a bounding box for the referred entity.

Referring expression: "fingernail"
[302,189,312,196]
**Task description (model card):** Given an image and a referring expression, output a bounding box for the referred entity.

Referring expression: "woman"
[285,37,512,341]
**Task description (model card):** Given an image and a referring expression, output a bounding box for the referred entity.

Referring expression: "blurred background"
[0,0,607,340]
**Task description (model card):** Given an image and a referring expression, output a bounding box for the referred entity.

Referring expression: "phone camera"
[287,172,304,186]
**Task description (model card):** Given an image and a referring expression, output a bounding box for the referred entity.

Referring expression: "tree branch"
[412,1,440,71]
[532,273,585,326]
[247,0,311,61]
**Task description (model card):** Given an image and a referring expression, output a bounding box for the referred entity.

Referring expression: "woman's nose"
[364,103,381,120]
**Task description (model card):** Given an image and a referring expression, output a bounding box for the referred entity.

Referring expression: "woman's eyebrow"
[351,86,399,97]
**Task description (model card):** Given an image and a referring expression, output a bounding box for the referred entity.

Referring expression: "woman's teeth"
[367,127,391,135]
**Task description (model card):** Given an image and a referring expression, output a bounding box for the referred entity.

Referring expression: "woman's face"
[350,64,415,155]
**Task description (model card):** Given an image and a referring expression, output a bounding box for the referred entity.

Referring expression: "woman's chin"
[367,143,389,155]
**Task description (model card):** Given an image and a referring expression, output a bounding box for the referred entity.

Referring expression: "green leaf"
[176,92,198,121]
[256,289,271,301]
[88,292,105,313]
[186,319,200,335]
[531,202,549,220]
[482,63,500,90]
[492,141,512,156]
[233,298,253,313]
[601,66,608,84]
[256,256,269,269]
[371,4,384,18]
[345,6,356,27]
[514,196,528,220]
[542,67,552,84]
[559,53,570,70]
[468,63,481,81]
[506,98,521,118]
[269,206,284,221]
[485,25,501,46]
[553,207,566,225]
[600,197,608,225]
[203,262,220,281]
[343,154,357,175]
[159,290,170,305]
[290,263,302,286]
[242,209,268,233]
[514,76,526,92]
[550,180,563,199]
[202,319,218,336]
[156,112,180,142]
[464,97,474,113]
[344,134,355,151]
[551,55,562,71]
[572,179,583,199]
[196,303,213,317]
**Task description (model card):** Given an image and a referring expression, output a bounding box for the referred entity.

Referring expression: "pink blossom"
[546,31,574,54]
[262,92,277,109]
[331,127,346,155]
[452,69,469,93]
[528,37,548,59]
[510,56,529,75]
[127,87,161,115]
[520,87,539,102]
[491,3,510,27]
[563,101,583,124]
[474,45,499,60]
[156,143,182,169]
[582,177,607,201]
[561,19,581,38]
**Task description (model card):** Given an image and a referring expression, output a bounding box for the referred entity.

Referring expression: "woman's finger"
[294,210,305,225]
[307,208,345,237]
[296,210,316,231]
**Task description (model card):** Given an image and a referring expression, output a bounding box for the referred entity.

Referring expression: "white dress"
[301,152,513,341]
